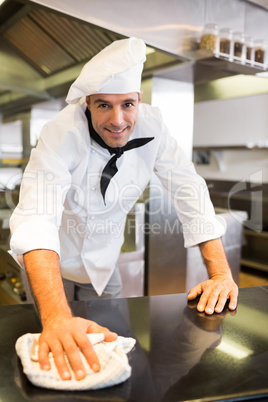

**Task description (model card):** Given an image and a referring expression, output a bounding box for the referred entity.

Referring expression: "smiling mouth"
[106,127,128,134]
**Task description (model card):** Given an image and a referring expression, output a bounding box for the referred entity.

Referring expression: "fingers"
[187,283,202,301]
[188,279,238,315]
[38,318,116,381]
[197,285,238,315]
[228,289,238,311]
[74,331,100,374]
[214,291,229,313]
[86,321,118,342]
[197,288,228,315]
[39,335,88,380]
[38,338,72,380]
[38,340,51,371]
[61,334,101,379]
[103,330,118,342]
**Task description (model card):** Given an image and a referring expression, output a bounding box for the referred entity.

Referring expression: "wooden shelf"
[244,229,268,239]
[241,229,268,273]
[241,257,268,273]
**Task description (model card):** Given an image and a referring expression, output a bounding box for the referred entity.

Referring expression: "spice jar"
[233,32,246,62]
[219,28,233,60]
[200,23,218,53]
[254,39,266,66]
[245,35,254,65]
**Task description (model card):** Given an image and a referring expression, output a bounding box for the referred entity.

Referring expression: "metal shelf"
[196,53,268,76]
[193,145,268,151]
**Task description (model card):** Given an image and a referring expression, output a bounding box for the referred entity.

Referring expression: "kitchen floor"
[239,266,268,287]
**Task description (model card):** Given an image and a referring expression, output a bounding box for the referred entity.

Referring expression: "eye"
[97,103,110,109]
[124,102,133,108]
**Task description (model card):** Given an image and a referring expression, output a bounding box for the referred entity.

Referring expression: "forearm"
[23,249,117,380]
[23,249,72,325]
[199,238,233,279]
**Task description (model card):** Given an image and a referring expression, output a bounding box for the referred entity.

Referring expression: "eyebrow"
[93,97,138,105]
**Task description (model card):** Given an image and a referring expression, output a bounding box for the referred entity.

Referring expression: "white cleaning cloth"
[15,333,136,391]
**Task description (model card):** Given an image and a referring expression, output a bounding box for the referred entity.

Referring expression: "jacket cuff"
[182,215,227,248]
[10,221,61,257]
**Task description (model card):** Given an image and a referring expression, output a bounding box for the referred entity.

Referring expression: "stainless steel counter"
[146,175,247,296]
[0,286,268,401]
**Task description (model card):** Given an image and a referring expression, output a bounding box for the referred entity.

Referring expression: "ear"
[138,91,143,103]
[85,96,90,109]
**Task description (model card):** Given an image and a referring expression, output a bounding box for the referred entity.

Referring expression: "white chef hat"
[66,37,146,104]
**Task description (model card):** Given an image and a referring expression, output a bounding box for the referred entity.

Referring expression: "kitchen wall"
[194,93,268,147]
[193,91,268,183]
[151,77,194,159]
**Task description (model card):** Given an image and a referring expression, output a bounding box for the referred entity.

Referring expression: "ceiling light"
[0,0,7,5]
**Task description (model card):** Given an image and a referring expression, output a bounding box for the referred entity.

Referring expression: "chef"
[9,37,238,382]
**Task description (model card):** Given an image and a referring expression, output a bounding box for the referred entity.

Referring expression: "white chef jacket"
[10,101,226,295]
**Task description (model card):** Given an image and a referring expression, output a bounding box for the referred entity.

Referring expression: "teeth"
[108,128,125,133]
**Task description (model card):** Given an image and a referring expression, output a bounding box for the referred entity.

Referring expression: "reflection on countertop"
[0,286,268,402]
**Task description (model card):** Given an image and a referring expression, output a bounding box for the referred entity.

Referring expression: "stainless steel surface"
[145,175,187,296]
[0,0,126,115]
[246,0,268,10]
[1,0,268,116]
[2,286,268,401]
[28,0,205,57]
[27,0,268,62]
[0,0,183,116]
[3,7,123,76]
[118,203,146,298]
[146,176,246,296]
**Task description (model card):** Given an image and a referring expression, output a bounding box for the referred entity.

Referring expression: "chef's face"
[86,92,142,148]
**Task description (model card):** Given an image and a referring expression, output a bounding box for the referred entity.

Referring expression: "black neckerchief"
[85,108,154,203]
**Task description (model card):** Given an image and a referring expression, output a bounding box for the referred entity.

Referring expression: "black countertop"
[1,286,268,402]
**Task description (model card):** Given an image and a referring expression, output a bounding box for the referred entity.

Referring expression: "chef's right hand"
[38,316,118,380]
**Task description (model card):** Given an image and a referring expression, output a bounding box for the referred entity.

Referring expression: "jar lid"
[219,28,233,37]
[245,35,253,43]
[233,32,245,41]
[254,39,266,47]
[203,23,218,34]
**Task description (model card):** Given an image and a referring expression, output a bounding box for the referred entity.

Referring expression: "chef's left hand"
[187,274,238,315]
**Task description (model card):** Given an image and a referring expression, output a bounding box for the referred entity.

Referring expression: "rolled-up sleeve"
[10,220,61,256]
[9,121,78,259]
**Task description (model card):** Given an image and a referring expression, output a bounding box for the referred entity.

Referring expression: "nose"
[109,107,124,128]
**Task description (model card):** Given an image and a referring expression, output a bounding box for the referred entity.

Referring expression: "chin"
[110,141,126,148]
[108,136,130,148]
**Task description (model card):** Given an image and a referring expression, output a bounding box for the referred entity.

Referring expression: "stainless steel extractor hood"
[0,0,184,116]
[0,0,268,117]
[246,0,268,10]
